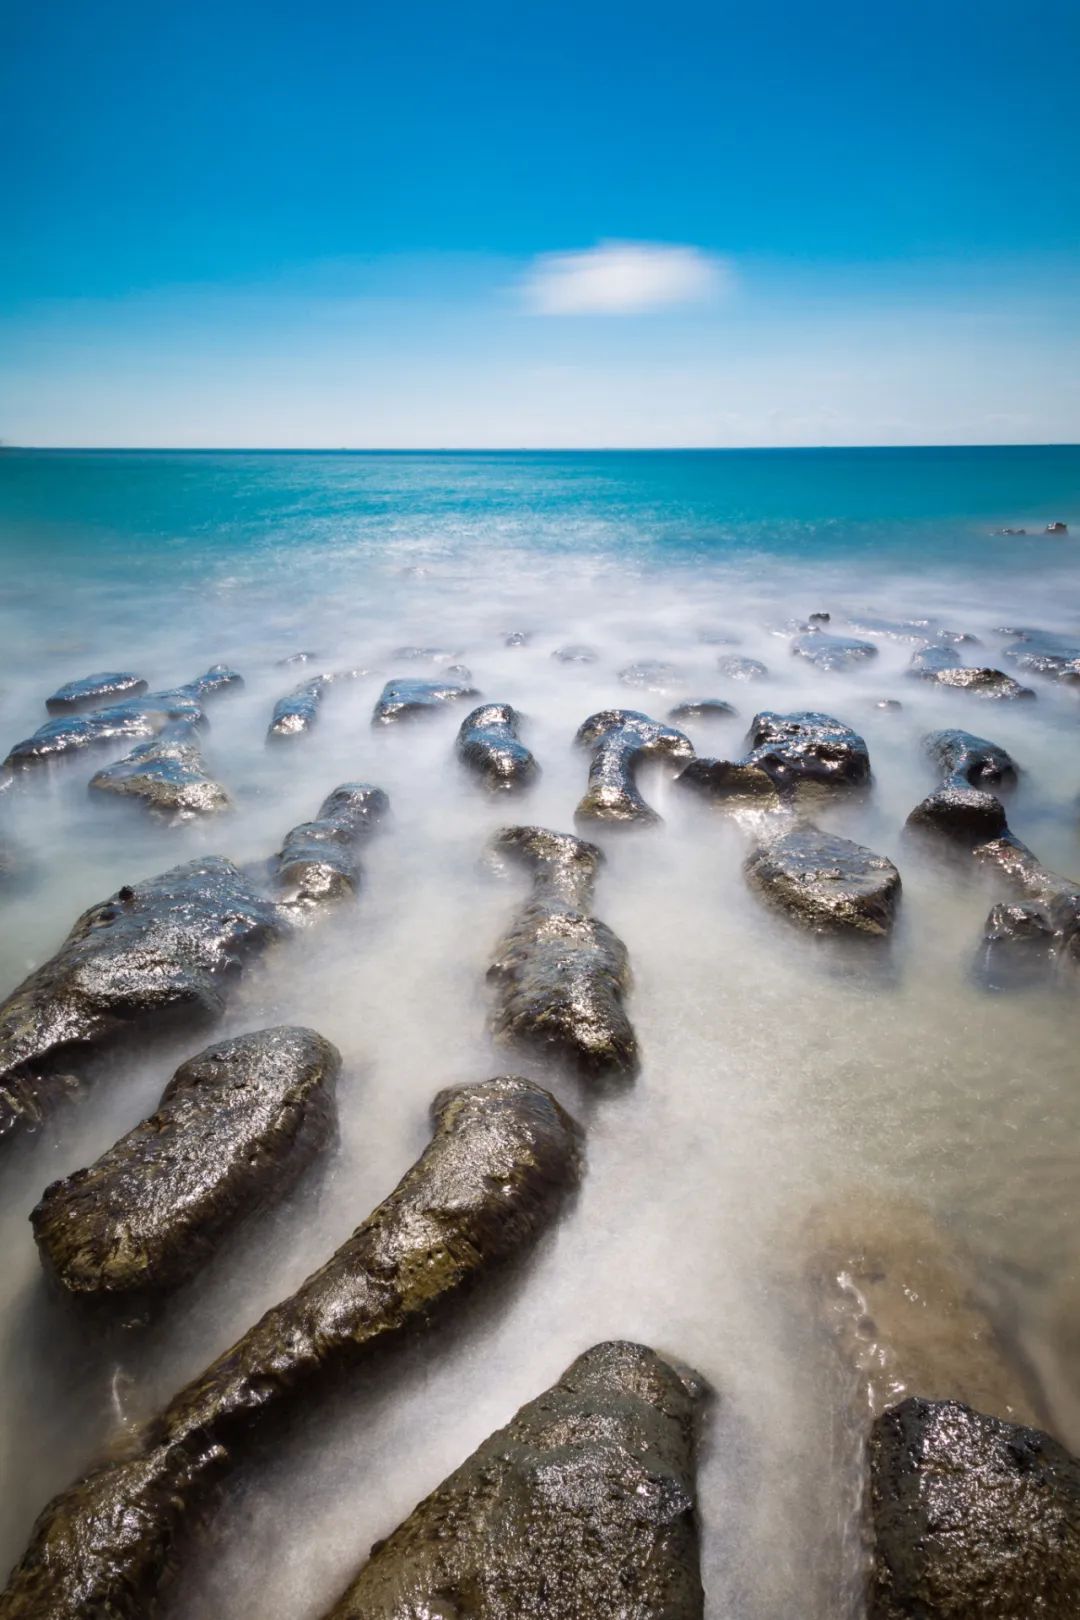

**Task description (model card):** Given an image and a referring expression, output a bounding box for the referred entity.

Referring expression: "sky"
[3,0,1079,448]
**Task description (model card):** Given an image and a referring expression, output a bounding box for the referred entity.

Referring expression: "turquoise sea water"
[0,447,1078,1618]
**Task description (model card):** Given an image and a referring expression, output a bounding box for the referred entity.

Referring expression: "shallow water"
[0,447,1078,1617]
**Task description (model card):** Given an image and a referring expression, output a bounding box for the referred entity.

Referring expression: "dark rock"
[868,1397,1080,1619]
[745,822,901,936]
[4,668,240,770]
[908,646,1035,700]
[618,660,682,693]
[268,670,360,741]
[668,699,737,723]
[745,711,871,790]
[1000,627,1080,685]
[791,631,878,671]
[974,836,1080,984]
[906,729,1017,846]
[979,902,1057,989]
[456,705,539,793]
[88,727,231,821]
[0,1077,582,1619]
[1046,521,1069,534]
[551,644,598,664]
[270,783,389,912]
[872,699,903,711]
[487,826,638,1082]
[574,709,693,827]
[715,654,767,680]
[319,1341,707,1620]
[30,1027,339,1300]
[372,677,479,725]
[808,611,831,624]
[45,673,148,716]
[0,859,289,1152]
[676,757,781,807]
[923,730,1017,786]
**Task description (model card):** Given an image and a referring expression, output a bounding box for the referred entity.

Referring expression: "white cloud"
[521,240,732,316]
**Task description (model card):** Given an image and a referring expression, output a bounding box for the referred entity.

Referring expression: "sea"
[0,445,1078,1617]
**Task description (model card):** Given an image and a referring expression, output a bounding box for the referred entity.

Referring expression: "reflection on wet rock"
[88,726,232,821]
[975,836,1080,986]
[668,698,737,723]
[31,1027,339,1300]
[456,704,539,792]
[905,729,1017,846]
[680,711,870,808]
[45,673,148,715]
[745,823,901,936]
[575,708,693,827]
[270,783,389,912]
[319,1341,707,1620]
[372,676,479,724]
[908,644,1035,700]
[267,670,361,741]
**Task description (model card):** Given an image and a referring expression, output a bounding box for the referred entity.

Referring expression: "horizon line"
[3,441,1079,454]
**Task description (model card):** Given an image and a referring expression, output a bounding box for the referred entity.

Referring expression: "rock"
[806,1194,1044,1426]
[487,826,638,1082]
[318,1341,707,1620]
[1046,521,1069,534]
[994,527,1027,536]
[668,698,737,723]
[872,699,903,711]
[0,1077,582,1620]
[4,668,240,770]
[676,757,781,807]
[0,858,289,1152]
[697,628,740,646]
[618,659,682,693]
[504,630,530,647]
[30,1027,339,1300]
[980,902,1057,989]
[456,705,539,793]
[868,1397,1080,1619]
[745,822,901,936]
[974,836,1080,985]
[846,616,974,645]
[808,611,831,624]
[908,646,1035,701]
[999,627,1080,685]
[270,784,389,912]
[88,727,232,822]
[574,709,693,827]
[715,654,767,680]
[390,646,461,664]
[791,631,878,671]
[275,651,318,667]
[372,677,479,725]
[551,644,598,664]
[676,711,870,809]
[45,673,148,715]
[267,670,360,741]
[905,729,1017,846]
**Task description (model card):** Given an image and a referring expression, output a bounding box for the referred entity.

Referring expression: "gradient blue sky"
[3,0,1078,446]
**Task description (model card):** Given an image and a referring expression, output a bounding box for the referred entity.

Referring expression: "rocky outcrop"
[0,858,287,1152]
[908,645,1035,701]
[677,712,870,808]
[999,626,1080,685]
[745,822,901,936]
[618,660,682,693]
[269,783,389,912]
[372,677,479,724]
[715,654,767,680]
[88,727,232,822]
[0,1078,582,1620]
[45,673,148,715]
[574,709,693,827]
[905,729,1017,846]
[487,826,638,1082]
[456,705,539,792]
[868,1398,1080,1618]
[669,698,737,723]
[791,631,878,671]
[30,1027,339,1300]
[318,1341,707,1620]
[5,668,243,770]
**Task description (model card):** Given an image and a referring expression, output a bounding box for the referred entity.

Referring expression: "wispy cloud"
[521,240,732,315]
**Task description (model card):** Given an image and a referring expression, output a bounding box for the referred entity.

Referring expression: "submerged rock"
[618,659,682,693]
[45,673,147,716]
[868,1397,1080,1619]
[31,1027,339,1300]
[319,1341,707,1620]
[488,826,638,1082]
[372,676,479,724]
[456,704,539,792]
[906,729,1017,846]
[668,698,737,723]
[0,859,288,1152]
[504,629,530,647]
[574,709,693,827]
[0,1077,582,1619]
[275,650,318,667]
[270,783,389,911]
[908,645,1035,700]
[791,631,878,671]
[88,727,232,822]
[715,654,767,680]
[390,646,461,664]
[551,644,598,664]
[999,626,1080,685]
[4,668,241,770]
[745,823,901,936]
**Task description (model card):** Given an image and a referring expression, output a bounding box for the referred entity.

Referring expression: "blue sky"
[3,0,1078,446]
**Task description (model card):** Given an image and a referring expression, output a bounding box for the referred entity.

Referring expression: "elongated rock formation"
[745,822,901,936]
[319,1340,708,1620]
[0,1077,581,1620]
[488,825,638,1081]
[373,677,479,724]
[266,670,362,741]
[88,725,232,821]
[905,728,1017,844]
[574,708,693,827]
[30,1027,339,1299]
[456,704,539,792]
[999,625,1080,684]
[678,710,870,807]
[270,783,389,912]
[5,666,243,769]
[908,644,1034,700]
[45,672,148,715]
[868,1398,1080,1618]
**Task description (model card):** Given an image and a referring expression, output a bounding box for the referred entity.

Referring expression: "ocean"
[0,445,1078,1617]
